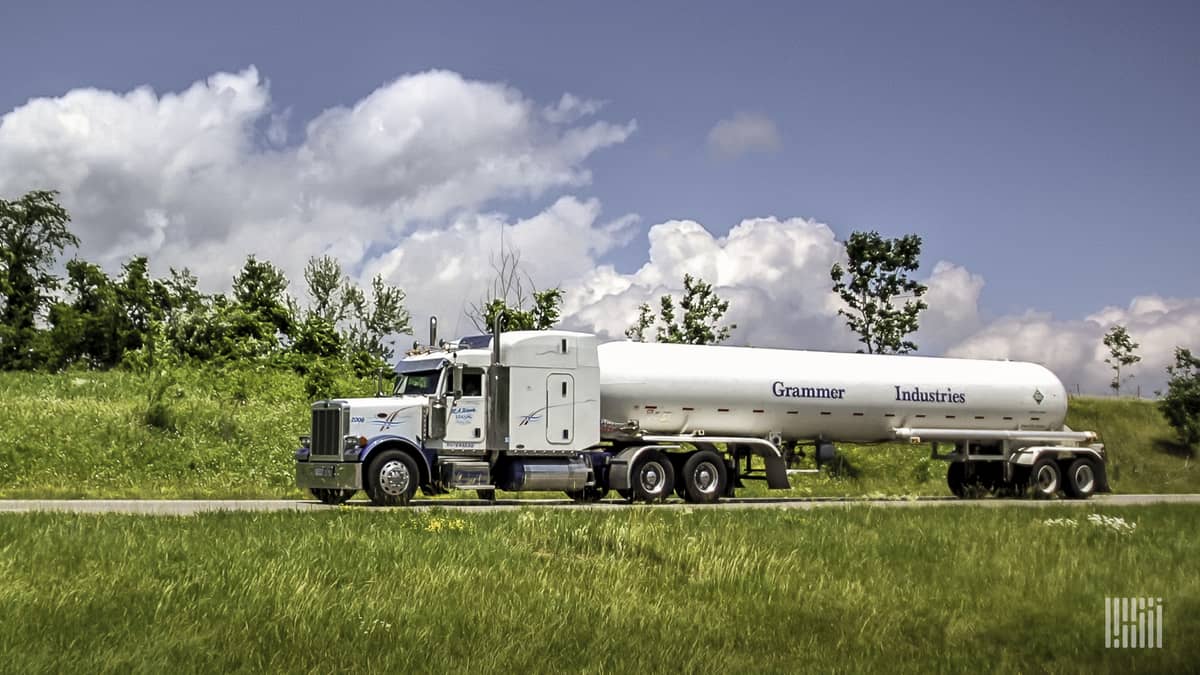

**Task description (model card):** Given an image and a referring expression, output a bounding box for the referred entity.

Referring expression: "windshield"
[393,369,442,396]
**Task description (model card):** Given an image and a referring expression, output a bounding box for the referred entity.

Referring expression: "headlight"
[343,435,359,450]
[299,435,311,448]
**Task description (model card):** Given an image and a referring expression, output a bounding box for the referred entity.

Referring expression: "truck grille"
[311,404,347,457]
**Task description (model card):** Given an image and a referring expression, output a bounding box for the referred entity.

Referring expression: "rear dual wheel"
[680,451,727,504]
[629,450,674,503]
[1063,458,1098,500]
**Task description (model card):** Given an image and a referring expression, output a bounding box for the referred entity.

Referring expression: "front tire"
[681,451,727,504]
[1029,458,1061,500]
[630,450,674,503]
[365,450,420,506]
[1063,458,1098,500]
[310,488,355,505]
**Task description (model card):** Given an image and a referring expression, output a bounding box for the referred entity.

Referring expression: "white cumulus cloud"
[0,67,635,294]
[706,112,782,157]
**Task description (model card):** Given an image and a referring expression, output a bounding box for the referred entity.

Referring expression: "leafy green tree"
[1160,347,1200,446]
[625,273,736,345]
[0,190,77,369]
[830,231,928,354]
[345,274,412,366]
[232,255,293,338]
[1102,325,1141,395]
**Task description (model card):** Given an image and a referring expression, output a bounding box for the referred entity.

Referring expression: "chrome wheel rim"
[692,461,720,495]
[639,461,666,496]
[379,460,411,496]
[1035,465,1058,494]
[1074,464,1095,493]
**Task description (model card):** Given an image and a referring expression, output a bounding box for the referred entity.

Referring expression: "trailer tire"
[476,489,497,501]
[617,489,634,502]
[630,450,674,503]
[1028,458,1061,500]
[681,450,727,504]
[1063,458,1098,500]
[946,462,966,498]
[310,488,355,505]
[365,450,419,506]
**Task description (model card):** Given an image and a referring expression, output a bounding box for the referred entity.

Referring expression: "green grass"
[0,368,1194,499]
[0,505,1196,673]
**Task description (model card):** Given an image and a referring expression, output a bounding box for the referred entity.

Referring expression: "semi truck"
[295,319,1108,505]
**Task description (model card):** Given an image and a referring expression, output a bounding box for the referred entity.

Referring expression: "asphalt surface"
[0,494,1197,515]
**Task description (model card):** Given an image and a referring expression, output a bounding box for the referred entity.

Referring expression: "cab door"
[444,368,486,451]
[546,373,574,445]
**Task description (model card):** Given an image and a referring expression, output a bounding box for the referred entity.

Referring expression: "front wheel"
[365,450,420,506]
[310,488,355,505]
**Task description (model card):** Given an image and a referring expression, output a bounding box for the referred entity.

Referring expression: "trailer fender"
[609,445,680,491]
[1009,445,1109,492]
[360,436,433,487]
[728,441,791,490]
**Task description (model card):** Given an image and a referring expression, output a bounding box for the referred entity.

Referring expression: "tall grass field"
[0,505,1195,673]
[0,367,1193,499]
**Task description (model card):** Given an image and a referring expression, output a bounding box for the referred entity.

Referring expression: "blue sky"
[3,0,1197,315]
[0,0,1196,391]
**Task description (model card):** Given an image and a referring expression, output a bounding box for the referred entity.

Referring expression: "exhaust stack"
[429,316,438,347]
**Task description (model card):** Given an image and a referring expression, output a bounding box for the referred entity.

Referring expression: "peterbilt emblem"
[1033,389,1044,405]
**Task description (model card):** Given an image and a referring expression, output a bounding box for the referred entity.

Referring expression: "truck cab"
[295,330,602,505]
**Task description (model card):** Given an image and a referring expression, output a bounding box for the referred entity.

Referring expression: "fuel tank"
[597,341,1068,443]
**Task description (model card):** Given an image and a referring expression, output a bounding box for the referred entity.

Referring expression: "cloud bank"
[0,68,1195,395]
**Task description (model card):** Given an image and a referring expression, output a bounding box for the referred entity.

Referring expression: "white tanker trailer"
[295,319,1107,505]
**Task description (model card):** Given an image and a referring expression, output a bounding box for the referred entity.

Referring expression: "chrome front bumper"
[296,461,362,491]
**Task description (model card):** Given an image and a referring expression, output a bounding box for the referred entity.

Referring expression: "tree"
[625,273,736,345]
[0,190,77,368]
[1160,347,1200,446]
[345,274,412,366]
[1102,325,1141,396]
[468,248,563,332]
[830,231,928,354]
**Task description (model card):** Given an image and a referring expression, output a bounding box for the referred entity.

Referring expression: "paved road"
[0,494,1197,515]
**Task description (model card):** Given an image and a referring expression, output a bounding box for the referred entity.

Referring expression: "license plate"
[313,465,335,478]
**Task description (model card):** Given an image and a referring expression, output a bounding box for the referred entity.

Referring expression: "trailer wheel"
[310,488,355,505]
[681,450,727,504]
[946,462,966,498]
[365,450,419,506]
[566,485,608,503]
[1028,458,1061,499]
[630,450,674,503]
[1063,458,1097,500]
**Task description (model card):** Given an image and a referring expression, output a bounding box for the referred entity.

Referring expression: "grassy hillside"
[1066,396,1197,493]
[1,506,1196,673]
[0,370,1194,498]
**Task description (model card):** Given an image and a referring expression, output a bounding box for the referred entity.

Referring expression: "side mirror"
[451,364,463,399]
